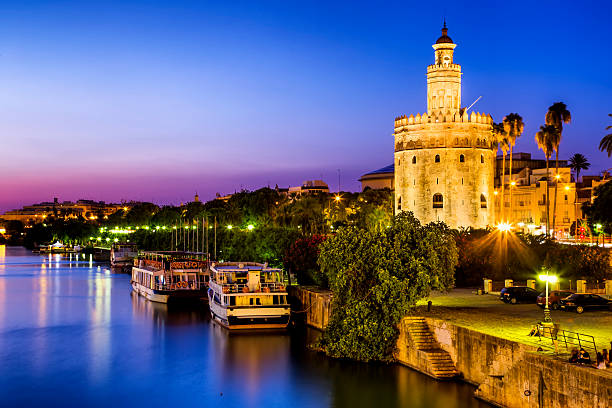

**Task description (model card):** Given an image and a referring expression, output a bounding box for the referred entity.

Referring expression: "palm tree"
[502,113,525,224]
[568,153,590,237]
[545,102,571,236]
[535,125,558,237]
[600,114,612,157]
[491,122,508,222]
[568,153,590,183]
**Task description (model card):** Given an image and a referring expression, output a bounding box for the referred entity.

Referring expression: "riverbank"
[292,286,612,408]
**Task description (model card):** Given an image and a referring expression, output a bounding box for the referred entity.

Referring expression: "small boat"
[131,251,209,304]
[111,243,138,272]
[207,262,290,330]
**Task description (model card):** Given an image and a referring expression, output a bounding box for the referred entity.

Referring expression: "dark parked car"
[536,290,575,310]
[500,286,539,304]
[559,293,612,314]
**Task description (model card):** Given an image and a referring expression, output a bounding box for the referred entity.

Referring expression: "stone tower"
[393,24,495,229]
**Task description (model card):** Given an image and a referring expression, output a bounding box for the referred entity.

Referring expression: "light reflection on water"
[0,246,489,408]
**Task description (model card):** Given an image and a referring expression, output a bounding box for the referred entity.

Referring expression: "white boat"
[207,262,290,330]
[131,251,209,304]
[111,243,138,271]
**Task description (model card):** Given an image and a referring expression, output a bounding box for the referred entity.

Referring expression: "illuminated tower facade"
[393,24,495,229]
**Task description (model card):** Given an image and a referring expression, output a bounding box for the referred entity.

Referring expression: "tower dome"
[436,22,453,44]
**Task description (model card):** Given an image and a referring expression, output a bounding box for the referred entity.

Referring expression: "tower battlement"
[394,111,493,129]
[427,63,462,72]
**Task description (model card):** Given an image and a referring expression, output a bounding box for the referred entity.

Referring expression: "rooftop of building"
[435,22,453,44]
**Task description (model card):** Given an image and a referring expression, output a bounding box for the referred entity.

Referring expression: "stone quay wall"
[414,317,612,408]
[288,286,332,331]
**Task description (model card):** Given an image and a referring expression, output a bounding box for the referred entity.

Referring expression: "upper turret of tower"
[435,21,453,44]
[427,23,462,116]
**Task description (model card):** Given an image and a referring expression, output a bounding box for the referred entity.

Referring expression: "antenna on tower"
[460,96,482,116]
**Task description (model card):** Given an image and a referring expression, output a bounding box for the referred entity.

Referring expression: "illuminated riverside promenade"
[0,246,487,407]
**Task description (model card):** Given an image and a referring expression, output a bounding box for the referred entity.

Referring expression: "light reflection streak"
[88,267,112,383]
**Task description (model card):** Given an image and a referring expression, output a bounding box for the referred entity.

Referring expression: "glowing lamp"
[555,174,561,180]
[539,274,558,283]
[334,195,341,202]
[247,224,254,231]
[564,185,570,191]
[227,225,233,230]
[497,222,512,232]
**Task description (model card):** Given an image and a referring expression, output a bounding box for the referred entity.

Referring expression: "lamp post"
[538,271,558,323]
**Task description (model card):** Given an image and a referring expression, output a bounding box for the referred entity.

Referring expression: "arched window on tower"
[481,154,484,163]
[433,194,443,209]
[412,156,417,164]
[480,194,487,209]
[397,197,402,211]
[435,154,440,163]
[459,154,465,163]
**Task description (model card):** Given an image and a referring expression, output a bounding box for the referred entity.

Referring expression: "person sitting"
[528,325,541,337]
[568,349,579,363]
[603,349,610,368]
[596,352,607,369]
[578,348,591,365]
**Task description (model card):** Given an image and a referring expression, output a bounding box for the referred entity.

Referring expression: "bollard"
[527,279,536,289]
[606,280,612,296]
[551,281,560,291]
[504,279,513,288]
[483,278,492,294]
[427,300,432,312]
[576,280,586,293]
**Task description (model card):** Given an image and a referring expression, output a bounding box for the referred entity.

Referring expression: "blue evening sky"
[0,0,610,210]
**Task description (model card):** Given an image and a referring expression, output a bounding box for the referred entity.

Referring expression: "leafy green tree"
[582,181,612,234]
[125,202,159,226]
[317,212,458,362]
[284,235,328,286]
[568,153,590,183]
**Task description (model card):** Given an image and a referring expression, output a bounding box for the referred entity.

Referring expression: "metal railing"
[535,324,598,355]
[218,281,286,294]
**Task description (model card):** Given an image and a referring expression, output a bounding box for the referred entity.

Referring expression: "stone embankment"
[397,316,612,408]
[288,286,332,330]
[292,286,612,408]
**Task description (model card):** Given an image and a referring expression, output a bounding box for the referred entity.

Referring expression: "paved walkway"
[416,289,612,354]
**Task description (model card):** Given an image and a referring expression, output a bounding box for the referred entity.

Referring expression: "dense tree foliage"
[582,181,612,234]
[316,212,458,362]
[453,228,611,285]
[284,235,328,286]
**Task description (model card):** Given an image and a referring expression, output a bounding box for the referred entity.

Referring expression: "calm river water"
[0,246,488,407]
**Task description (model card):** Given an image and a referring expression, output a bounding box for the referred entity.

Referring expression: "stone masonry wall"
[423,317,612,408]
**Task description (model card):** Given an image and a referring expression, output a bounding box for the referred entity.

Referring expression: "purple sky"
[1,1,611,212]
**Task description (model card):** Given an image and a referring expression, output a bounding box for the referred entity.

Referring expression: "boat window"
[250,298,254,306]
[229,296,236,306]
[256,298,261,305]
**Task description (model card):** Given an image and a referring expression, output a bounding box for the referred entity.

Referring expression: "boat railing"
[217,281,286,294]
[153,282,203,291]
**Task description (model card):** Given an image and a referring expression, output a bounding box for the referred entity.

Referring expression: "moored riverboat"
[131,251,209,304]
[111,242,138,272]
[207,262,290,330]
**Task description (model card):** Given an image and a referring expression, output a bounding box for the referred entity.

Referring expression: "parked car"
[500,286,539,304]
[536,290,575,310]
[559,293,612,314]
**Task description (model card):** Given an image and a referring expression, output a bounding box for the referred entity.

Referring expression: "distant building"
[287,180,330,195]
[359,164,394,191]
[493,153,610,237]
[1,198,129,224]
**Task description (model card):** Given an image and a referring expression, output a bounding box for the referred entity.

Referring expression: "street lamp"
[538,271,558,323]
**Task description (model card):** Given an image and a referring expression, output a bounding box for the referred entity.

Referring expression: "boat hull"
[208,291,290,330]
[131,281,207,304]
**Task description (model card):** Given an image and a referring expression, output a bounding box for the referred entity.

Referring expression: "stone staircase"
[404,316,460,379]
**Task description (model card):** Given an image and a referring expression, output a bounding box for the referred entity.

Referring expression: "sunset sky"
[1,0,611,211]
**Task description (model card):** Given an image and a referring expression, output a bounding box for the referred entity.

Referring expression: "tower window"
[433,194,443,209]
[412,156,416,164]
[436,178,439,185]
[480,194,487,209]
[481,154,484,164]
[435,154,440,163]
[397,197,402,211]
[461,178,464,185]
[459,154,465,163]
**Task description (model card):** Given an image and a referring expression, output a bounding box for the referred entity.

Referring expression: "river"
[0,246,489,407]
